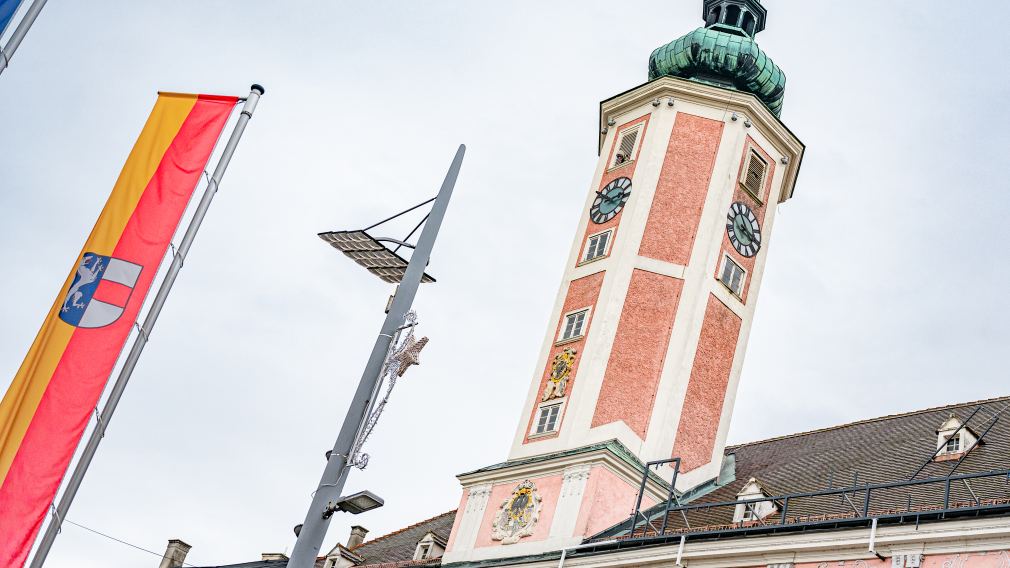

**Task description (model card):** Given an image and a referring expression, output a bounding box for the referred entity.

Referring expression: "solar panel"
[318,230,435,284]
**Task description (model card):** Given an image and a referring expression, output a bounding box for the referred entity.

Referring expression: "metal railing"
[615,467,1010,545]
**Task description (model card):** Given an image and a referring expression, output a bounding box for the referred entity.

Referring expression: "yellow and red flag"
[0,92,237,566]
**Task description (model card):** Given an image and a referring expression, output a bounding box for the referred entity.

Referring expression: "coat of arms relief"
[490,480,542,545]
[541,347,577,402]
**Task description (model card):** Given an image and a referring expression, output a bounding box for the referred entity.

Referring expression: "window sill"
[554,335,584,347]
[607,160,634,173]
[528,429,560,440]
[577,254,609,268]
[717,279,745,302]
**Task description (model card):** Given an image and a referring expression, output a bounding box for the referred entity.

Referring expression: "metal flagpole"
[0,0,48,77]
[287,144,466,568]
[29,84,265,568]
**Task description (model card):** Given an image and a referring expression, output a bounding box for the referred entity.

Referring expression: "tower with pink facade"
[443,1,805,563]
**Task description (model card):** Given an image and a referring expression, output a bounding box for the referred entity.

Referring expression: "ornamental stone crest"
[490,480,542,544]
[541,347,577,402]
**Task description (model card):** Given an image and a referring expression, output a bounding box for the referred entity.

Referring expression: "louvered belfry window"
[743,151,767,197]
[613,128,639,166]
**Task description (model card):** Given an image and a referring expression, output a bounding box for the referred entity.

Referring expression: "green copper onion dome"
[648,0,786,117]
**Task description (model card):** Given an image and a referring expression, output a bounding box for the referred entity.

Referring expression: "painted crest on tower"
[490,480,542,545]
[541,347,577,402]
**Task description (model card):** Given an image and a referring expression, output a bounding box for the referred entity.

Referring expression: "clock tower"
[444,1,804,563]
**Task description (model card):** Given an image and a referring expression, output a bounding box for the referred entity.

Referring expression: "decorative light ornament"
[347,311,428,470]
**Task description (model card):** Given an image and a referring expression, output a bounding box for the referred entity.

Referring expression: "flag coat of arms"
[0,92,238,567]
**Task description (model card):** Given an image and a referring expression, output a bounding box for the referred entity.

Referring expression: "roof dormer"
[935,414,980,461]
[733,477,778,523]
[413,531,446,561]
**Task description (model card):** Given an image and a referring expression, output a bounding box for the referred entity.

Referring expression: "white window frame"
[944,435,961,453]
[557,307,591,344]
[580,229,614,265]
[609,124,643,169]
[718,254,747,298]
[530,400,565,437]
[416,543,432,560]
[740,148,768,202]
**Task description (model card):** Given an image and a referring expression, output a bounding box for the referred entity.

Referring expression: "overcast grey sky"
[1,1,1008,567]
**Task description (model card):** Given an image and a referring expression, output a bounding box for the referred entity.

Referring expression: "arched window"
[709,6,722,26]
[742,12,755,35]
[725,5,742,28]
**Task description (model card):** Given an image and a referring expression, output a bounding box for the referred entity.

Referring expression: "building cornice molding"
[598,76,805,202]
[446,515,1010,568]
[456,441,670,503]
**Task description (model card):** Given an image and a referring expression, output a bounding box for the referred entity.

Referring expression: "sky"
[1,1,1008,567]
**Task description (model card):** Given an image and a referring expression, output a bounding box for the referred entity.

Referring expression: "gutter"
[557,540,617,568]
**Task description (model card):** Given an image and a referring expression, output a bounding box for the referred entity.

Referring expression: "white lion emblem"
[62,254,105,313]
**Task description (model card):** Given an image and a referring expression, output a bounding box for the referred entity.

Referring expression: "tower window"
[725,5,742,27]
[534,403,562,435]
[559,309,589,342]
[742,150,767,199]
[611,126,641,167]
[719,255,746,297]
[582,230,613,263]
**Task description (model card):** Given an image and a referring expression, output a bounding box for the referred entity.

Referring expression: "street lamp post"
[287,145,466,568]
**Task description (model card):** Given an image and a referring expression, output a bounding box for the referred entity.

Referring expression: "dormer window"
[945,436,961,453]
[935,415,979,460]
[733,477,777,523]
[413,531,446,561]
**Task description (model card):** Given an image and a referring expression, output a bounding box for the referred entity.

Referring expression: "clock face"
[726,202,762,257]
[590,177,632,224]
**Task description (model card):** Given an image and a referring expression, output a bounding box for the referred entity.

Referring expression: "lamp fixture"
[607,118,616,126]
[323,490,385,518]
[652,98,661,107]
[667,98,675,107]
[730,112,739,122]
[744,119,752,128]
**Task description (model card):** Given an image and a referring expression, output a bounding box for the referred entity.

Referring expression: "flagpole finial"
[251,84,265,95]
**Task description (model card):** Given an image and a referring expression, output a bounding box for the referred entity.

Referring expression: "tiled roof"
[191,511,456,568]
[340,510,457,566]
[616,396,1010,537]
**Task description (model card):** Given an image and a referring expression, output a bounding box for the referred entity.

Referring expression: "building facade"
[184,2,1010,568]
[443,0,802,563]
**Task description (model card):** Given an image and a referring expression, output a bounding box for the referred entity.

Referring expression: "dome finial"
[703,0,768,38]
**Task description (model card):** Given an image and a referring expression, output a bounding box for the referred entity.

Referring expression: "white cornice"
[598,76,805,203]
[456,446,669,503]
[500,516,1010,568]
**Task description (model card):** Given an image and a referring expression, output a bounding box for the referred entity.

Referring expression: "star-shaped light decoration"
[393,336,428,377]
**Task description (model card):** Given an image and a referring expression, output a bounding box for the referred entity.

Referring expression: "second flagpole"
[29,84,265,568]
[0,0,48,77]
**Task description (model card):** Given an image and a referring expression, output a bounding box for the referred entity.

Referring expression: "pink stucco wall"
[671,295,742,470]
[444,487,469,552]
[575,115,650,266]
[639,114,724,265]
[474,474,564,548]
[720,137,776,302]
[523,272,605,444]
[592,270,682,437]
[576,465,653,537]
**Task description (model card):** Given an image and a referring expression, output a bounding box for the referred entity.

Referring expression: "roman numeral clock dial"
[726,201,762,257]
[590,177,632,224]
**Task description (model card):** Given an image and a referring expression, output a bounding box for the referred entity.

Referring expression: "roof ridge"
[351,509,457,552]
[727,395,1010,450]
